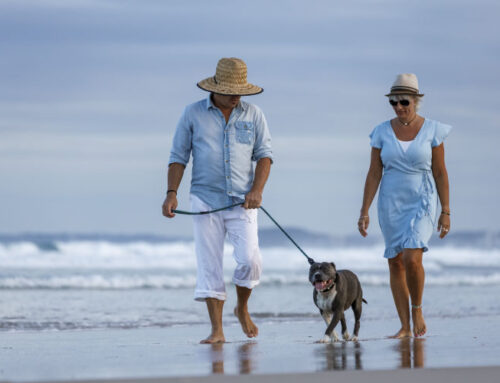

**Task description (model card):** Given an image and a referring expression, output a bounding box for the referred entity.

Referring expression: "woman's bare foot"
[388,327,413,339]
[412,307,427,337]
[200,331,226,344]
[234,306,258,338]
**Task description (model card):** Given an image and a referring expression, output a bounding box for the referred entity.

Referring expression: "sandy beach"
[1,312,499,382]
[20,367,500,383]
[1,235,499,382]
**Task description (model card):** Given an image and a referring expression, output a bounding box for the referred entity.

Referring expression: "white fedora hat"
[197,57,263,96]
[385,73,424,97]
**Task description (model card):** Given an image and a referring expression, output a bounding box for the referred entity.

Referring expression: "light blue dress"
[369,119,452,258]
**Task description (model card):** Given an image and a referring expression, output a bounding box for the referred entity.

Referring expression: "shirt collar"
[206,95,216,110]
[205,95,246,112]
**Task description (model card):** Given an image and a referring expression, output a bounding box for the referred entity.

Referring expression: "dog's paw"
[331,331,340,343]
[350,335,359,342]
[342,331,350,341]
[317,334,331,343]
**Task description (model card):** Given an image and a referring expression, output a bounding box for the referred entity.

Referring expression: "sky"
[1,0,499,238]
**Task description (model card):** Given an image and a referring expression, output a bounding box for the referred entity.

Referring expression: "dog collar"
[320,282,335,293]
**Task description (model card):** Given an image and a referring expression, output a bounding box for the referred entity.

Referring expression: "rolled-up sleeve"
[252,107,273,163]
[168,107,192,166]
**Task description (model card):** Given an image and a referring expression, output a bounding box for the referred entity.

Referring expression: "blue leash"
[173,204,316,265]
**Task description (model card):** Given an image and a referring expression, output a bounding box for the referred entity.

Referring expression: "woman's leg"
[402,248,426,337]
[388,253,412,338]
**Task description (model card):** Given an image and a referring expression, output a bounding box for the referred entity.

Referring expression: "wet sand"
[24,366,500,383]
[1,313,499,382]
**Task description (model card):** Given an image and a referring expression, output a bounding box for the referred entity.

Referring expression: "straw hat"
[385,73,424,97]
[197,57,263,96]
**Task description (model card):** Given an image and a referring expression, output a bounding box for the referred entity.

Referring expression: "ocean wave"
[0,319,206,332]
[1,271,500,289]
[1,241,500,271]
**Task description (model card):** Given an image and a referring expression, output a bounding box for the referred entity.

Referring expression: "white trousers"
[190,194,262,301]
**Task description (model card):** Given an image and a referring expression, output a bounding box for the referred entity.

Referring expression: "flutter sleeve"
[431,122,452,147]
[369,124,383,149]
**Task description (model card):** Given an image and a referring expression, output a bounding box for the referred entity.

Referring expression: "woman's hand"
[437,212,450,238]
[358,215,370,237]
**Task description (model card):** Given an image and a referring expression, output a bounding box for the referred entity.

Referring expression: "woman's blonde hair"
[389,94,422,111]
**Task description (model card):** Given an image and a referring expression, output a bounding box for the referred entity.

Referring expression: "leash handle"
[173,203,243,215]
[172,203,315,265]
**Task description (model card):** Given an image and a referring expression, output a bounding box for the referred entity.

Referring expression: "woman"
[358,73,451,338]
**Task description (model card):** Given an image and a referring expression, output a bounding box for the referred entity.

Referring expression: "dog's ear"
[330,262,336,270]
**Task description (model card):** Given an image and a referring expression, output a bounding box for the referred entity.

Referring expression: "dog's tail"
[362,298,368,304]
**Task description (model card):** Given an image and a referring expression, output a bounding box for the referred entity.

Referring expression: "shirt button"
[226,176,230,179]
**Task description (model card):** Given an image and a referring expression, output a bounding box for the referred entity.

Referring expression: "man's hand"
[162,193,178,218]
[243,189,262,209]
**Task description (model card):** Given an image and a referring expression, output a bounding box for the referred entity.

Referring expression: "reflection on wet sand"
[396,338,425,368]
[209,343,224,374]
[207,342,257,374]
[316,342,363,371]
[205,337,423,374]
[237,342,256,374]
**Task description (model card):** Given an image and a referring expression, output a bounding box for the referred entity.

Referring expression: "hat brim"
[385,92,424,97]
[385,90,424,97]
[197,77,263,96]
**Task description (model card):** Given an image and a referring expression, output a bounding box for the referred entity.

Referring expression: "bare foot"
[200,332,226,344]
[234,306,258,338]
[412,307,427,337]
[387,327,413,339]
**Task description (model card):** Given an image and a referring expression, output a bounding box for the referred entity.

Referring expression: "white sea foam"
[0,271,499,289]
[0,241,499,288]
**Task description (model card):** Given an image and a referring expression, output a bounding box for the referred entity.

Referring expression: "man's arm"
[244,157,272,209]
[163,106,192,219]
[162,163,186,218]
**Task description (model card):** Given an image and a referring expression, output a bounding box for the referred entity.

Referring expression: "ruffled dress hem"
[383,240,429,259]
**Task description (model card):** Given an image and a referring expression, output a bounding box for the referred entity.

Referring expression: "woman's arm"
[359,148,383,237]
[431,143,451,238]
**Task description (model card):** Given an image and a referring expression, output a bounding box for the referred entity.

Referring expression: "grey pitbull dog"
[309,262,367,343]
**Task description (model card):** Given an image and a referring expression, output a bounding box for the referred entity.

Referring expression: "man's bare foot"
[387,327,413,339]
[412,307,427,337]
[234,306,258,338]
[200,332,226,344]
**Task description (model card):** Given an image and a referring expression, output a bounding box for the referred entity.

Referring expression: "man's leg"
[191,194,227,343]
[225,207,261,338]
[234,285,258,338]
[202,298,225,344]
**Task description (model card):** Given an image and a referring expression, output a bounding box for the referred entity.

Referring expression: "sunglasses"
[389,99,410,106]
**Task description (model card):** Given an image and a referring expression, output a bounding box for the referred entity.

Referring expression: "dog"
[309,261,367,343]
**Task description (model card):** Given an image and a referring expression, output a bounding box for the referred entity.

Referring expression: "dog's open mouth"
[314,279,333,292]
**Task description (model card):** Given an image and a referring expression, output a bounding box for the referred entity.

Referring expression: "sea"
[1,229,499,333]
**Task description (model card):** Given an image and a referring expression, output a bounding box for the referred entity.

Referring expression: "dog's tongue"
[315,281,328,290]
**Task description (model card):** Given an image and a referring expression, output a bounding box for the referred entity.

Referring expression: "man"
[162,57,273,344]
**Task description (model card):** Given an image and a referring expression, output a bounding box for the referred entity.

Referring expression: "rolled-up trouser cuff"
[194,290,227,302]
[232,277,260,290]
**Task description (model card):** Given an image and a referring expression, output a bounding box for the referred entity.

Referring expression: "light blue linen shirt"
[169,96,273,209]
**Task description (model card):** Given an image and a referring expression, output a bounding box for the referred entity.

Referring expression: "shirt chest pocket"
[234,121,254,145]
